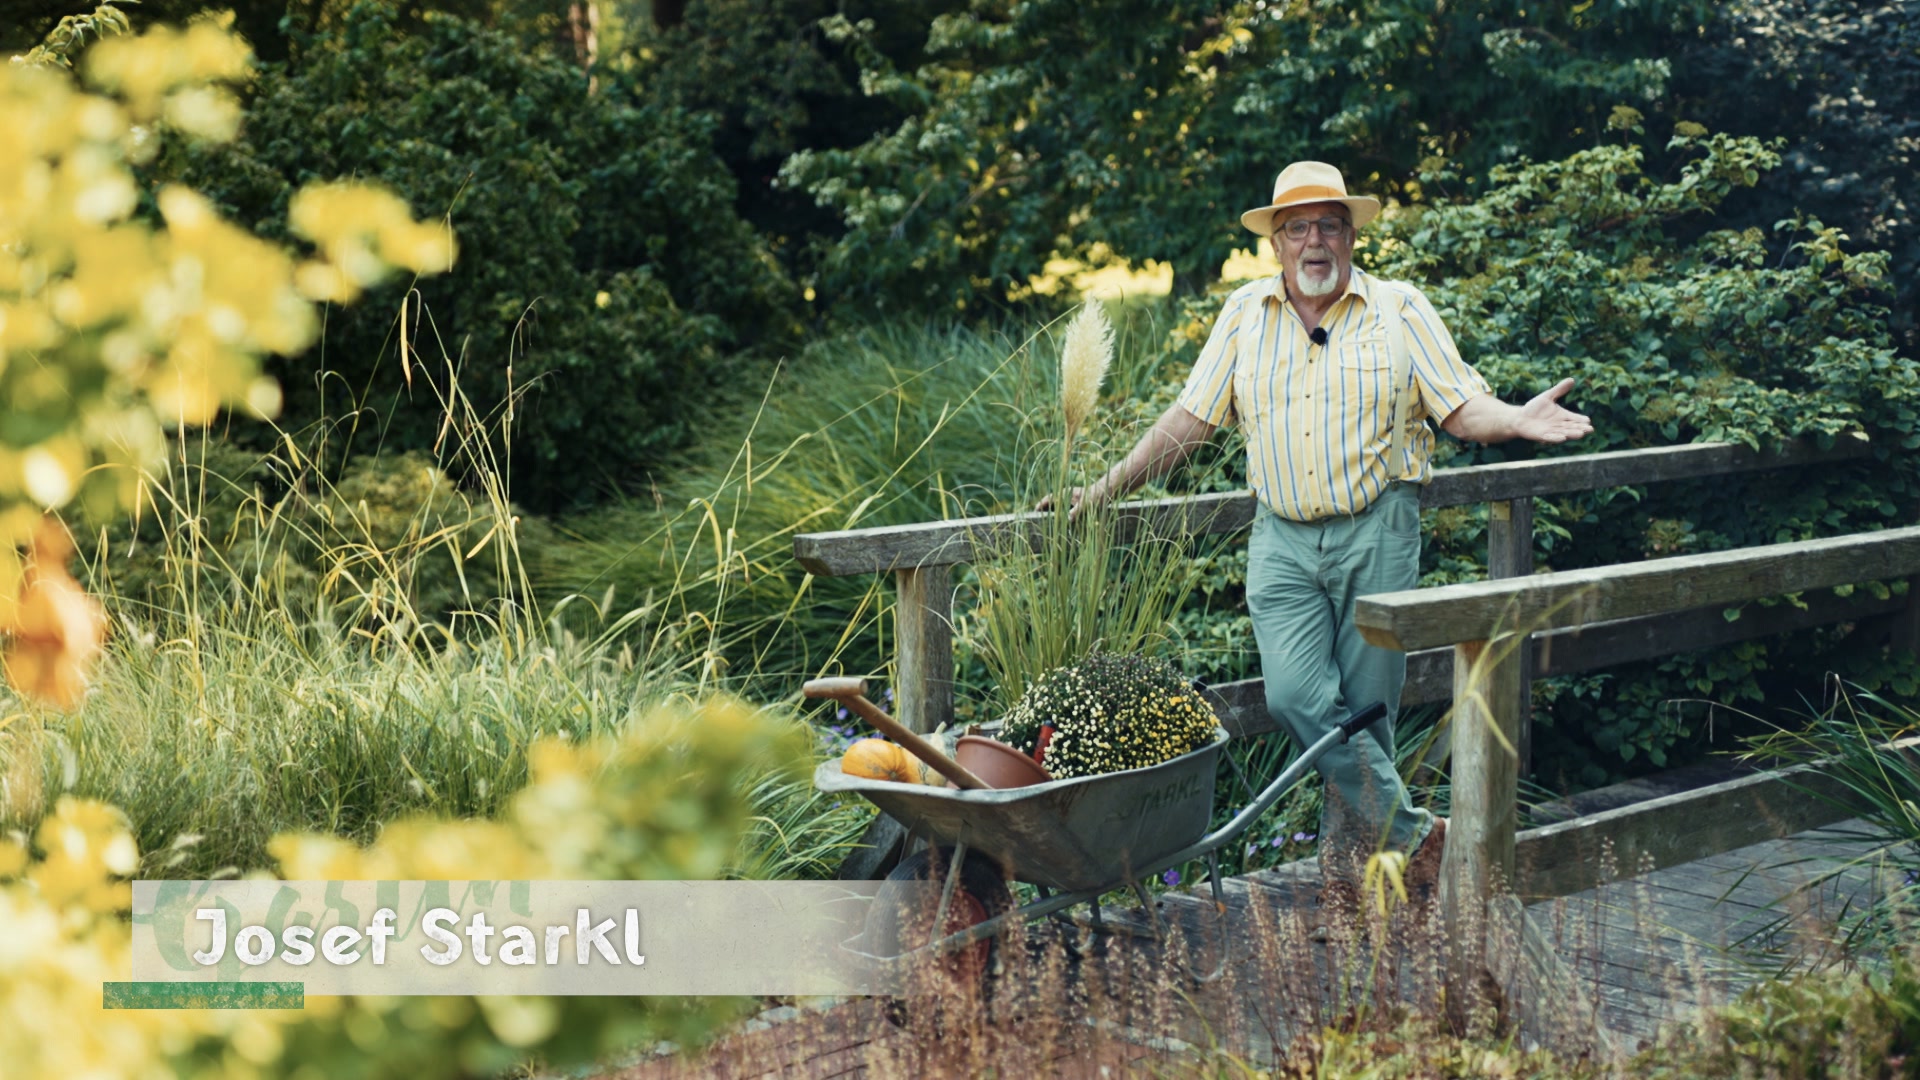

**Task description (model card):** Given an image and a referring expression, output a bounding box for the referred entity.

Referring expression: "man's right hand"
[1035,484,1095,518]
[1033,403,1214,519]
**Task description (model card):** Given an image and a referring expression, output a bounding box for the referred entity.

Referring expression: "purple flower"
[883,688,894,704]
[836,706,848,721]
[1293,832,1316,843]
[1245,844,1258,858]
[1162,868,1181,887]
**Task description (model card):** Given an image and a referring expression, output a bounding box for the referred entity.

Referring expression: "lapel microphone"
[1309,327,1329,346]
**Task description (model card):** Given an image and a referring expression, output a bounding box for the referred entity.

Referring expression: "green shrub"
[166,2,800,510]
[1675,0,1920,353]
[1636,942,1920,1079]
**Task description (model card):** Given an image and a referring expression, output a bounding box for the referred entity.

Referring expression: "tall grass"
[0,369,869,881]
[533,307,1211,711]
[1739,686,1920,951]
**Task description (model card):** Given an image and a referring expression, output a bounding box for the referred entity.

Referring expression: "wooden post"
[1892,575,1920,661]
[1485,498,1535,775]
[893,565,953,735]
[1443,633,1523,1026]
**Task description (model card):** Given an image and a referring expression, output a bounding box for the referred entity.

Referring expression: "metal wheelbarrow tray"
[812,702,1387,966]
[814,729,1230,894]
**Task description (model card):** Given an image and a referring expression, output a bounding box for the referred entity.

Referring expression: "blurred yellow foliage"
[0,19,453,702]
[0,696,807,1077]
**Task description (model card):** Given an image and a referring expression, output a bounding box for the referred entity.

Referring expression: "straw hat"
[1240,161,1381,237]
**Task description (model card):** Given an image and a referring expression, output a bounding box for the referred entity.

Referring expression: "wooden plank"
[793,438,1871,576]
[1205,587,1900,740]
[1514,762,1860,900]
[893,565,952,734]
[1486,498,1536,775]
[1356,524,1920,652]
[793,493,1247,577]
[1532,588,1903,678]
[1421,435,1868,508]
[1442,635,1523,1026]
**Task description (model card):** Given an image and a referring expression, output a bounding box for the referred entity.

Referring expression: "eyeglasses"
[1279,216,1350,241]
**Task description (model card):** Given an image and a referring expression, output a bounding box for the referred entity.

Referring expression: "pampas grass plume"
[1060,300,1113,441]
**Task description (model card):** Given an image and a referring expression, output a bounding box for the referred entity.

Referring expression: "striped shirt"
[1176,267,1490,522]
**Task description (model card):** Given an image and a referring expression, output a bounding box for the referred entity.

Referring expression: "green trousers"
[1246,482,1434,873]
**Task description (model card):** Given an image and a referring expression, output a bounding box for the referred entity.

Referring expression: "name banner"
[131,880,921,996]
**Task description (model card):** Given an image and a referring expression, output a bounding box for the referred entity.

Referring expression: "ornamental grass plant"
[959,301,1203,715]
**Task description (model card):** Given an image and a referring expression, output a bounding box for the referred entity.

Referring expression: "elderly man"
[1068,161,1591,922]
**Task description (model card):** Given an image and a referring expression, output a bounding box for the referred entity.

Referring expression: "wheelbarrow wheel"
[866,845,1012,1029]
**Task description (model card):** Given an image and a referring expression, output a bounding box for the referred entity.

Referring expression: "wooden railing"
[1354,521,1920,1018]
[797,432,1915,1025]
[794,436,1881,771]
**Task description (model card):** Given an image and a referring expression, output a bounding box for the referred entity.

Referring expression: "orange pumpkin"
[841,739,938,784]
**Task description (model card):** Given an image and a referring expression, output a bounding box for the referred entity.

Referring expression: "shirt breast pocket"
[1231,368,1269,427]
[1337,332,1391,370]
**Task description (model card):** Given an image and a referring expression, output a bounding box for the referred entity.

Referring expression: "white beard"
[1295,266,1340,297]
[1292,246,1342,297]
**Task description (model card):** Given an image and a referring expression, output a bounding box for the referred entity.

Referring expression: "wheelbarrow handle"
[1176,700,1393,865]
[802,677,991,791]
[804,676,869,699]
[1338,701,1389,742]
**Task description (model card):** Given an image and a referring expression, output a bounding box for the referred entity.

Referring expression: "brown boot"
[1403,816,1448,910]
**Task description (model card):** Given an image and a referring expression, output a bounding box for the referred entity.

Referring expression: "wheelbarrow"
[806,677,1387,985]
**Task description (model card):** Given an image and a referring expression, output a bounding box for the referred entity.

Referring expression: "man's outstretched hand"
[1035,486,1091,518]
[1512,378,1593,444]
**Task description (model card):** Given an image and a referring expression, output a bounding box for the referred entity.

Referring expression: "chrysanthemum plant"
[963,301,1200,714]
[999,652,1219,779]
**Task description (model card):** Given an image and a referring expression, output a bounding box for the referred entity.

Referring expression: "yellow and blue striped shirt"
[1176,268,1489,522]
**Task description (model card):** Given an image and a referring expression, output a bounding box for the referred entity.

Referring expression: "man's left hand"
[1512,378,1592,444]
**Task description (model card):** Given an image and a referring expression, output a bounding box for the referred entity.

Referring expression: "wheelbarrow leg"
[931,839,970,947]
[1131,880,1168,940]
[1196,853,1233,984]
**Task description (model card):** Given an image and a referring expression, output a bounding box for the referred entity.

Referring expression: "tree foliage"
[167,3,800,509]
[779,0,1711,315]
[1674,0,1920,350]
[621,0,959,280]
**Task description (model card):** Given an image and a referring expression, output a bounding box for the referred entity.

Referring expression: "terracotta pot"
[952,735,1052,789]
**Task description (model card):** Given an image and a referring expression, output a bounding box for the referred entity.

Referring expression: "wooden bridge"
[696,434,1915,1069]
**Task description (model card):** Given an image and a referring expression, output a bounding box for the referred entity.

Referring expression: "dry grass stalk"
[1059,300,1114,445]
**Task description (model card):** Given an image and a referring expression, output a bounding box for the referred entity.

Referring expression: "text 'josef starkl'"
[191,908,647,967]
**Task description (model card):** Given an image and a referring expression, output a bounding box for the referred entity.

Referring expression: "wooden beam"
[1486,497,1536,774]
[1533,588,1903,678]
[1513,756,1882,901]
[1442,634,1524,1027]
[893,566,952,734]
[1200,587,1901,737]
[1355,525,1920,652]
[1421,435,1868,509]
[793,438,1871,576]
[793,494,1248,577]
